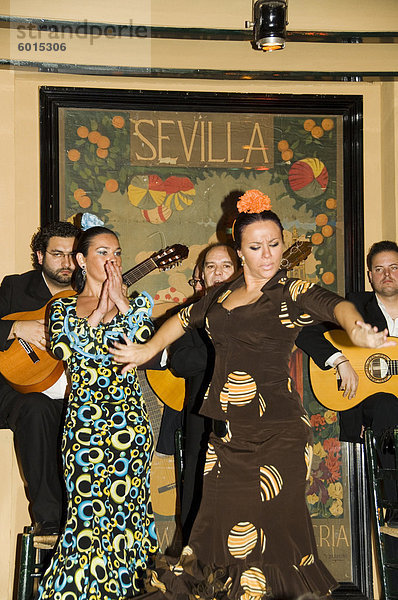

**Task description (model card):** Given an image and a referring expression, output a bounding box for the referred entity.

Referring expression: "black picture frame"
[40,87,369,598]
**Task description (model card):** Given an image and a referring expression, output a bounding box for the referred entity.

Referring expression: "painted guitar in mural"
[309,329,398,411]
[0,244,188,394]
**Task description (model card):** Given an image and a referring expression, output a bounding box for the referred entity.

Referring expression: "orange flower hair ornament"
[232,190,272,240]
[237,190,272,214]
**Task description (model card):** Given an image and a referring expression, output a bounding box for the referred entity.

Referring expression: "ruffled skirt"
[141,421,337,599]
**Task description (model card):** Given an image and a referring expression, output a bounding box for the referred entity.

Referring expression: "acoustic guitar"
[309,329,398,411]
[146,238,313,411]
[0,244,188,394]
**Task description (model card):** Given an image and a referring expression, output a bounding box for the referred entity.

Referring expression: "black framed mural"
[40,87,370,598]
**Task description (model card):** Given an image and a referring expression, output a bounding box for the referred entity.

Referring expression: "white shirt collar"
[375,294,398,337]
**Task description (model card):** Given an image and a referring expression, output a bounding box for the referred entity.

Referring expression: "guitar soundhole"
[364,353,391,383]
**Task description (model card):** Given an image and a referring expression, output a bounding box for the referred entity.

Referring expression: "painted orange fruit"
[311,233,324,245]
[326,197,337,209]
[315,213,328,227]
[97,135,110,149]
[88,131,101,144]
[105,179,118,192]
[78,195,91,208]
[77,126,89,138]
[73,188,86,201]
[322,118,334,131]
[322,272,335,285]
[303,119,316,131]
[67,149,80,161]
[96,148,108,159]
[112,115,125,128]
[311,126,324,139]
[277,140,289,152]
[322,225,334,237]
[281,149,293,162]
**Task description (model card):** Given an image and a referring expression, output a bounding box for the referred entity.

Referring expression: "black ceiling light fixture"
[246,0,288,52]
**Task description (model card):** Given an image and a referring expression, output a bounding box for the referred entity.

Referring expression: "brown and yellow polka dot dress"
[149,271,342,600]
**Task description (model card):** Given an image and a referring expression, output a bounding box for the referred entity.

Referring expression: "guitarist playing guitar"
[0,221,80,536]
[296,240,398,527]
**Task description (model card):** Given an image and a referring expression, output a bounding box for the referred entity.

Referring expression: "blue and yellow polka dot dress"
[37,293,158,600]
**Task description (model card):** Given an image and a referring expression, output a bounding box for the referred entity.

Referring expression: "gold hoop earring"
[241,256,245,266]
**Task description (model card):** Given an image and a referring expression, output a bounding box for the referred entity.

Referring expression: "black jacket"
[0,270,52,350]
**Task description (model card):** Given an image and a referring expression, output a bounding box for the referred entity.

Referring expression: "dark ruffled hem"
[136,547,338,600]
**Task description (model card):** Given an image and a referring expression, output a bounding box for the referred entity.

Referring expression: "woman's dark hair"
[74,226,119,293]
[233,210,284,249]
[30,221,81,269]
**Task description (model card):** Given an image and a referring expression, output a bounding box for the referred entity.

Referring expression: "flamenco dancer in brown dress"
[110,191,393,599]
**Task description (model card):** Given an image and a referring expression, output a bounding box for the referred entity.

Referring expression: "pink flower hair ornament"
[237,190,272,214]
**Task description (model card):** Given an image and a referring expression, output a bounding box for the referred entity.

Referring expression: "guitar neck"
[122,258,157,287]
[388,360,398,375]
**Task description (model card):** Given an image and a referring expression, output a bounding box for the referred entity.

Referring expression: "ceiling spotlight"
[246,0,288,52]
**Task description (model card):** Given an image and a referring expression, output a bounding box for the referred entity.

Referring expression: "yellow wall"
[1,1,398,598]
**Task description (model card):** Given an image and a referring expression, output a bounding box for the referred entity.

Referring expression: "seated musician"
[296,240,398,526]
[0,222,80,536]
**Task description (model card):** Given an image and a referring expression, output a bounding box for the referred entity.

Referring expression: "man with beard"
[296,240,398,526]
[0,221,80,535]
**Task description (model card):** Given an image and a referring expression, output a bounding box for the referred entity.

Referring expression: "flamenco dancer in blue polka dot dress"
[37,226,158,600]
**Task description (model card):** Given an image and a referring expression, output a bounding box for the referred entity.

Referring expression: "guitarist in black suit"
[0,221,80,535]
[296,240,398,526]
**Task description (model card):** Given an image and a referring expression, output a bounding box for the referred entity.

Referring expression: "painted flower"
[308,476,329,504]
[237,190,272,214]
[310,414,326,429]
[325,453,341,482]
[307,493,320,505]
[328,482,343,500]
[329,498,343,517]
[313,442,327,459]
[323,437,340,454]
[324,410,338,424]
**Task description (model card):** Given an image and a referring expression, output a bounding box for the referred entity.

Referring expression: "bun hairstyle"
[74,226,119,293]
[232,190,283,250]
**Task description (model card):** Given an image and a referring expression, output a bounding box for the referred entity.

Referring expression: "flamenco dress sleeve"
[283,279,344,327]
[178,285,221,331]
[48,297,74,361]
[117,292,154,343]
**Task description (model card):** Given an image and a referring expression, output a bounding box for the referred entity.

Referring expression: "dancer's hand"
[109,335,155,373]
[349,321,395,348]
[87,280,115,327]
[105,261,129,313]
